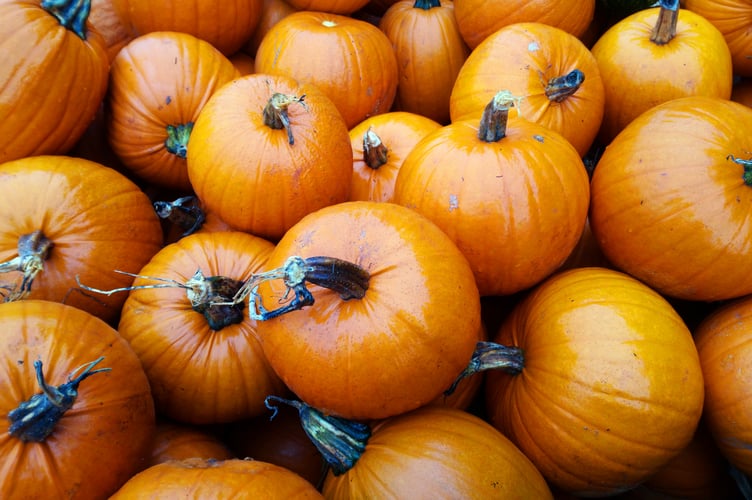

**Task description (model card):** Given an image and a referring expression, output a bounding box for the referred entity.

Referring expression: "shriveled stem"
[545,69,585,103]
[362,127,388,170]
[153,196,205,237]
[0,230,54,301]
[650,0,680,45]
[477,91,521,143]
[263,93,307,145]
[444,341,524,396]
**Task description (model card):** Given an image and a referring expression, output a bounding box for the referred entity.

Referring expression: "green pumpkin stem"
[545,69,585,103]
[413,0,441,9]
[650,0,680,45]
[477,91,521,143]
[263,93,308,145]
[444,341,524,396]
[165,123,194,159]
[0,230,54,302]
[362,127,388,169]
[41,0,91,40]
[8,357,111,442]
[726,155,752,185]
[265,396,371,476]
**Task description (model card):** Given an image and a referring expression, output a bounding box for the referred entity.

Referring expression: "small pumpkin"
[147,421,234,467]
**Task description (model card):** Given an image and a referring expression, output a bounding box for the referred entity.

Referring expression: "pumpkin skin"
[449,21,605,157]
[117,231,288,424]
[349,111,441,203]
[0,156,163,323]
[591,5,733,143]
[255,11,399,128]
[453,0,595,49]
[107,31,240,191]
[89,0,134,61]
[322,406,553,499]
[243,0,298,57]
[256,201,481,420]
[147,421,234,467]
[186,73,353,241]
[286,0,369,13]
[379,0,470,124]
[685,0,752,77]
[694,294,752,477]
[0,300,155,499]
[589,96,752,302]
[484,267,705,496]
[111,0,263,55]
[110,458,324,499]
[0,0,109,164]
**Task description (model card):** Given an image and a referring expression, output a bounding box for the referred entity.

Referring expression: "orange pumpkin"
[255,201,481,420]
[481,267,705,496]
[449,22,605,157]
[0,0,109,164]
[148,421,234,467]
[115,231,288,424]
[243,0,298,56]
[285,0,369,14]
[379,0,469,124]
[255,11,398,128]
[0,300,155,499]
[186,73,353,240]
[349,111,441,203]
[589,96,752,302]
[394,92,590,296]
[591,0,733,143]
[107,31,240,191]
[0,156,163,323]
[89,0,134,61]
[110,458,324,498]
[685,0,752,77]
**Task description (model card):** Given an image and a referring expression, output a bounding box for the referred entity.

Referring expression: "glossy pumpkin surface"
[485,267,705,496]
[590,96,752,302]
[685,0,752,77]
[256,201,481,420]
[0,300,155,499]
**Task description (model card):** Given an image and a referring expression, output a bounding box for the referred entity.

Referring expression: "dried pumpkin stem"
[41,0,91,40]
[265,395,371,477]
[153,195,206,237]
[362,127,388,169]
[726,155,752,185]
[263,92,307,145]
[8,357,111,442]
[545,69,585,103]
[164,122,194,159]
[0,230,54,301]
[477,90,521,143]
[650,0,680,45]
[444,341,524,396]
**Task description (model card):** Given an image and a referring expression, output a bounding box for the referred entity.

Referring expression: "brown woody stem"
[362,127,388,169]
[263,93,307,145]
[545,69,585,103]
[0,230,54,301]
[153,196,206,237]
[477,91,519,143]
[650,0,679,45]
[444,341,524,396]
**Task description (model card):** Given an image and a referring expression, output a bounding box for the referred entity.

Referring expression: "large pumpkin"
[589,96,752,302]
[685,0,752,77]
[0,300,155,499]
[0,0,109,164]
[254,201,481,420]
[0,155,163,323]
[481,267,705,496]
[186,73,353,241]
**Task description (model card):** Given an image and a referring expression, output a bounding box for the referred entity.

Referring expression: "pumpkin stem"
[164,123,194,160]
[265,396,371,476]
[263,93,308,145]
[477,91,522,143]
[545,69,585,103]
[153,195,206,237]
[41,0,91,40]
[0,231,54,302]
[8,357,111,442]
[413,0,441,9]
[444,341,524,396]
[650,0,680,45]
[727,155,752,185]
[362,127,389,170]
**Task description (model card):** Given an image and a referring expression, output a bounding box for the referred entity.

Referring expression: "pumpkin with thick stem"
[590,96,752,302]
[186,73,353,241]
[253,201,481,420]
[0,300,155,499]
[0,0,109,164]
[394,91,590,296]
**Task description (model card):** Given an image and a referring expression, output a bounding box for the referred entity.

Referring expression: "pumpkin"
[147,421,234,467]
[255,11,398,128]
[694,294,752,477]
[453,0,595,49]
[394,92,590,296]
[0,300,155,499]
[89,0,134,61]
[685,0,752,77]
[477,267,705,496]
[449,22,605,157]
[107,31,240,191]
[186,73,353,241]
[379,0,470,124]
[110,458,324,498]
[111,0,263,55]
[0,155,163,323]
[113,231,289,424]
[349,111,441,203]
[589,96,752,302]
[254,201,481,420]
[591,0,733,143]
[285,0,369,14]
[0,0,109,164]
[243,0,298,57]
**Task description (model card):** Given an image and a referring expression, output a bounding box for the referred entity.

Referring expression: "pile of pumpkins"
[2,0,752,497]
